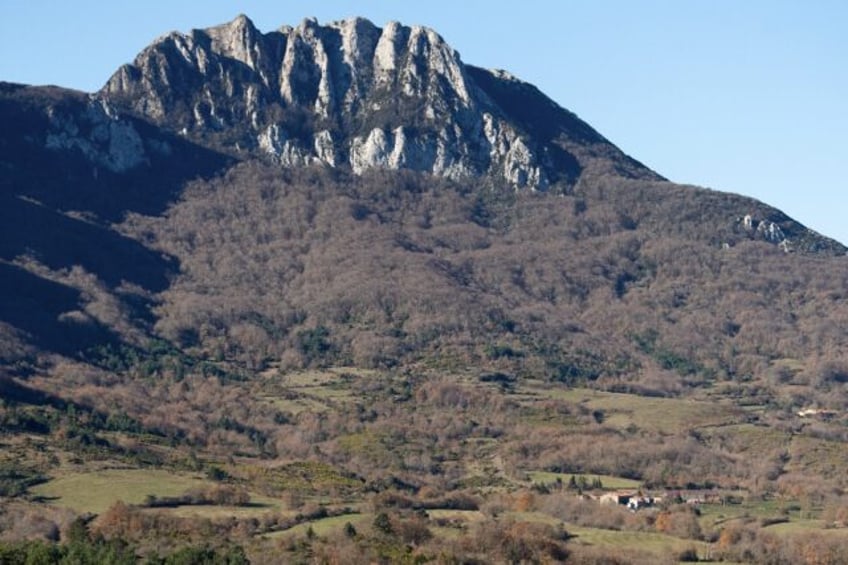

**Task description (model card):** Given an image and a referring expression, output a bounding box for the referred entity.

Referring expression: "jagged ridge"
[101,15,656,190]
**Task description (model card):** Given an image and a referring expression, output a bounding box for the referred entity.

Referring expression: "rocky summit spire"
[100,16,657,190]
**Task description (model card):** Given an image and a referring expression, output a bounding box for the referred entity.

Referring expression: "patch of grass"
[459,474,512,489]
[281,370,337,388]
[259,394,330,414]
[526,471,641,490]
[530,384,744,433]
[257,367,373,414]
[788,435,848,483]
[503,511,563,526]
[427,509,485,522]
[565,523,701,555]
[701,423,788,458]
[243,461,363,495]
[31,469,212,514]
[697,497,810,531]
[763,520,848,536]
[336,432,394,465]
[151,493,283,519]
[527,386,741,432]
[263,512,371,539]
[280,367,375,388]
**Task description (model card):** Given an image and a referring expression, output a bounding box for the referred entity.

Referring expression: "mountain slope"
[0,82,230,364]
[119,161,848,392]
[1,15,845,385]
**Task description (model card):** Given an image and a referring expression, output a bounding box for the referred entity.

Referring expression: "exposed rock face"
[101,15,655,190]
[44,98,148,173]
[740,213,792,252]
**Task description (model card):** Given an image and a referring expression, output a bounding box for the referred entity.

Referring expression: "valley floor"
[3,365,848,562]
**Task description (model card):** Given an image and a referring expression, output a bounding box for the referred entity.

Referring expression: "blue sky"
[2,1,846,245]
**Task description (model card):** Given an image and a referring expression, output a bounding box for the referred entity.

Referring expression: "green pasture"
[787,434,848,483]
[565,523,702,557]
[700,423,788,457]
[527,386,741,432]
[763,520,848,537]
[31,469,212,514]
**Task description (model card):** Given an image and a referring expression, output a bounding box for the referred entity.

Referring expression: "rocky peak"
[204,14,263,72]
[101,15,656,190]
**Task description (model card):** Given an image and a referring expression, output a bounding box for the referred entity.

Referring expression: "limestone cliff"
[101,15,657,190]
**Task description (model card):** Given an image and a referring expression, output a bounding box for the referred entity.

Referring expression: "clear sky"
[2,1,846,244]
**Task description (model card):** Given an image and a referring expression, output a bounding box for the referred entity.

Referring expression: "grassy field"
[526,385,741,432]
[31,469,213,514]
[763,520,848,537]
[699,423,788,457]
[786,434,848,485]
[565,523,702,557]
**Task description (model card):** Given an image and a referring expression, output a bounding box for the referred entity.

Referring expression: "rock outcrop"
[44,97,148,173]
[101,15,656,190]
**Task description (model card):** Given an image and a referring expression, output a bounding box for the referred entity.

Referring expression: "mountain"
[4,15,848,562]
[101,15,657,190]
[3,15,845,377]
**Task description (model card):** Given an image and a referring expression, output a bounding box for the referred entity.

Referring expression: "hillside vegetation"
[3,161,848,562]
[124,162,848,403]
